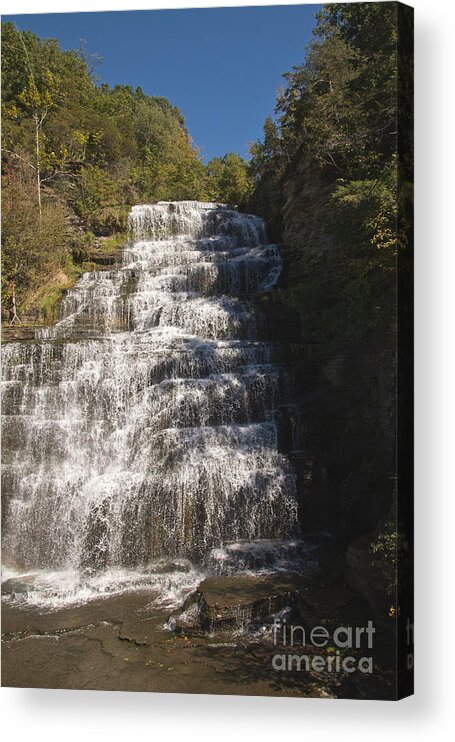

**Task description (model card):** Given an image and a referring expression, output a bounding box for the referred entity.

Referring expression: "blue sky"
[4,5,319,161]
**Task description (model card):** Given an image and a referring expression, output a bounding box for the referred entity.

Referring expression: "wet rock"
[169,572,302,633]
[345,535,389,622]
[2,575,38,599]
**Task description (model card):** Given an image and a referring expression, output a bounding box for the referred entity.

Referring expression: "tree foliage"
[1,21,251,321]
[206,153,253,206]
[249,2,399,262]
[2,165,68,320]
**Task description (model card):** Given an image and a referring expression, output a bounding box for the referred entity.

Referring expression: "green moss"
[98,232,128,252]
[21,260,85,325]
[19,235,129,325]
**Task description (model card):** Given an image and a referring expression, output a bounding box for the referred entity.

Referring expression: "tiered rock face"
[1,201,302,606]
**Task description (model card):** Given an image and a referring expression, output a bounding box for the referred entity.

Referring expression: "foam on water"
[1,563,205,610]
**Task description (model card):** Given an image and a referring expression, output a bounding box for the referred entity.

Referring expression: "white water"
[2,201,301,608]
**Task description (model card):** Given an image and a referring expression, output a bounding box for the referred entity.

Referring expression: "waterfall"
[1,201,301,608]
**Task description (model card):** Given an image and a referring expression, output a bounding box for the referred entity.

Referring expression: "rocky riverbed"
[2,559,395,699]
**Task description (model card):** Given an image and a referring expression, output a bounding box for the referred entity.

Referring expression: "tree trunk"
[9,283,22,325]
[35,115,42,218]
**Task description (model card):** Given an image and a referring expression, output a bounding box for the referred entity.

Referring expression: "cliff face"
[274,156,397,546]
[282,158,335,266]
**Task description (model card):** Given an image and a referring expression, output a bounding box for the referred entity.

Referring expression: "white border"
[1,1,454,739]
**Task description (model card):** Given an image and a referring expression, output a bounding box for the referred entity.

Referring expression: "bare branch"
[40,170,80,184]
[2,148,37,171]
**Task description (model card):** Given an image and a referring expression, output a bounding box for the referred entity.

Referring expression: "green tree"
[1,20,260,321]
[207,152,253,205]
[248,2,399,254]
[2,165,67,323]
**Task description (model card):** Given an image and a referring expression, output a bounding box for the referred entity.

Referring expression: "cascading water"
[1,201,302,609]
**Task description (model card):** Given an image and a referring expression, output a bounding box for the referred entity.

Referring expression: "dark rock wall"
[269,158,397,546]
